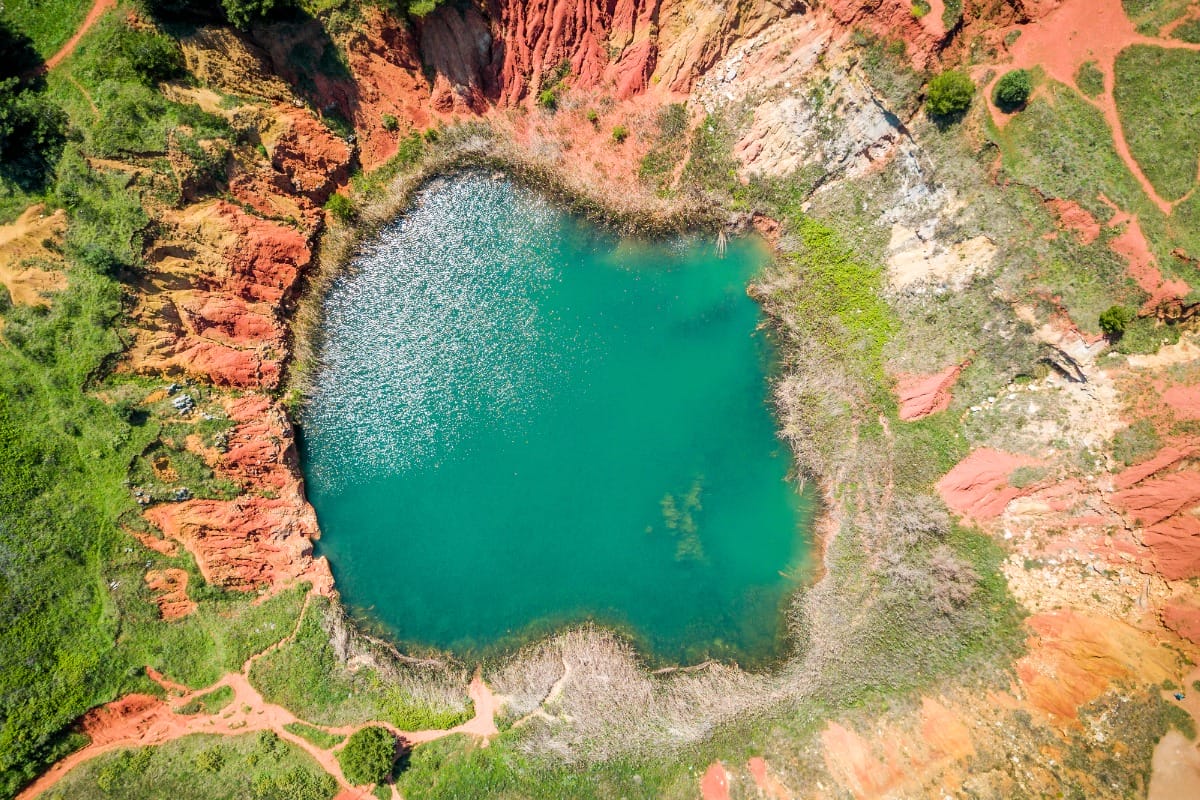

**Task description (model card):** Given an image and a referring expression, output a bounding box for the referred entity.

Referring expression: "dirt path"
[18,587,502,800]
[986,0,1200,215]
[44,0,116,70]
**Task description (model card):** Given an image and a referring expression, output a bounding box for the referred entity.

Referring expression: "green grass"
[1075,61,1105,97]
[1122,0,1195,35]
[780,215,897,388]
[1110,418,1161,466]
[0,0,93,58]
[1113,45,1200,201]
[177,685,235,716]
[249,597,468,729]
[1172,17,1200,43]
[0,11,317,796]
[396,734,697,800]
[1116,315,1182,354]
[39,732,338,800]
[283,722,345,750]
[637,103,689,194]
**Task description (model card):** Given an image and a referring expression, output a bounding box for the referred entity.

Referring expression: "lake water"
[300,173,812,665]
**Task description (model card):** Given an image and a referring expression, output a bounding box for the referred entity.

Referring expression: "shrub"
[1098,304,1134,337]
[611,124,629,143]
[325,193,355,222]
[381,113,399,132]
[993,69,1032,110]
[925,69,975,118]
[337,726,396,786]
[536,87,558,110]
[195,747,224,773]
[585,108,599,125]
[221,0,284,29]
[911,1,931,17]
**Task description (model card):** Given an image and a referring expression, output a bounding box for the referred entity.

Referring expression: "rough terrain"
[6,0,1200,797]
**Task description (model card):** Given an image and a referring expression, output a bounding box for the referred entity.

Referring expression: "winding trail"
[981,0,1200,215]
[44,0,115,70]
[17,588,502,800]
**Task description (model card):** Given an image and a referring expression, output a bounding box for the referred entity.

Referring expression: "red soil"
[144,569,197,621]
[1163,601,1200,645]
[1114,444,1199,490]
[1164,385,1200,419]
[895,361,967,421]
[1111,471,1200,527]
[699,761,731,800]
[18,658,502,798]
[1015,610,1177,722]
[746,756,791,800]
[936,448,1040,520]
[1106,208,1192,312]
[1045,198,1101,245]
[1143,515,1200,581]
[45,0,115,70]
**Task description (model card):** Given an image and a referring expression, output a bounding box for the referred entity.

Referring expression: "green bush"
[925,70,975,118]
[381,113,399,132]
[324,192,355,222]
[196,747,225,773]
[76,18,184,87]
[993,69,1032,110]
[221,0,284,29]
[337,727,395,786]
[611,124,629,143]
[1098,304,1134,337]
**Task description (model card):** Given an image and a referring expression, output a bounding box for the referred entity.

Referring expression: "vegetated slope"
[1,0,1199,798]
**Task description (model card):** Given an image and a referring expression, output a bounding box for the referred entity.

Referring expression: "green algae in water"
[300,173,813,665]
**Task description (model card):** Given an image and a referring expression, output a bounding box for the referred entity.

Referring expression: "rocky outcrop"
[128,201,314,389]
[143,392,331,593]
[1015,610,1178,721]
[485,0,663,104]
[267,108,354,205]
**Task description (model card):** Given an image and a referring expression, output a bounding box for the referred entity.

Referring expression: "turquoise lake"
[300,173,813,665]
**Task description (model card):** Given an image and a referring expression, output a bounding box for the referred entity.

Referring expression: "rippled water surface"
[301,174,813,664]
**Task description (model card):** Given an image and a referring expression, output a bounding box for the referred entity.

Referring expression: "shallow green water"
[300,174,813,665]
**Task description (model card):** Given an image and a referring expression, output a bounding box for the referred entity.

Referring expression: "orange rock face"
[1015,611,1177,722]
[488,0,661,104]
[145,492,318,591]
[144,569,197,621]
[936,448,1040,520]
[895,362,966,421]
[269,108,354,204]
[1163,601,1200,645]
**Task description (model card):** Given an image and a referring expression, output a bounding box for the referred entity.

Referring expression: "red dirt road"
[45,0,115,70]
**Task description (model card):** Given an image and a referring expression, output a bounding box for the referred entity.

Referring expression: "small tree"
[611,124,629,143]
[993,69,1032,111]
[1099,305,1134,338]
[925,70,975,118]
[325,193,355,223]
[337,726,395,786]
